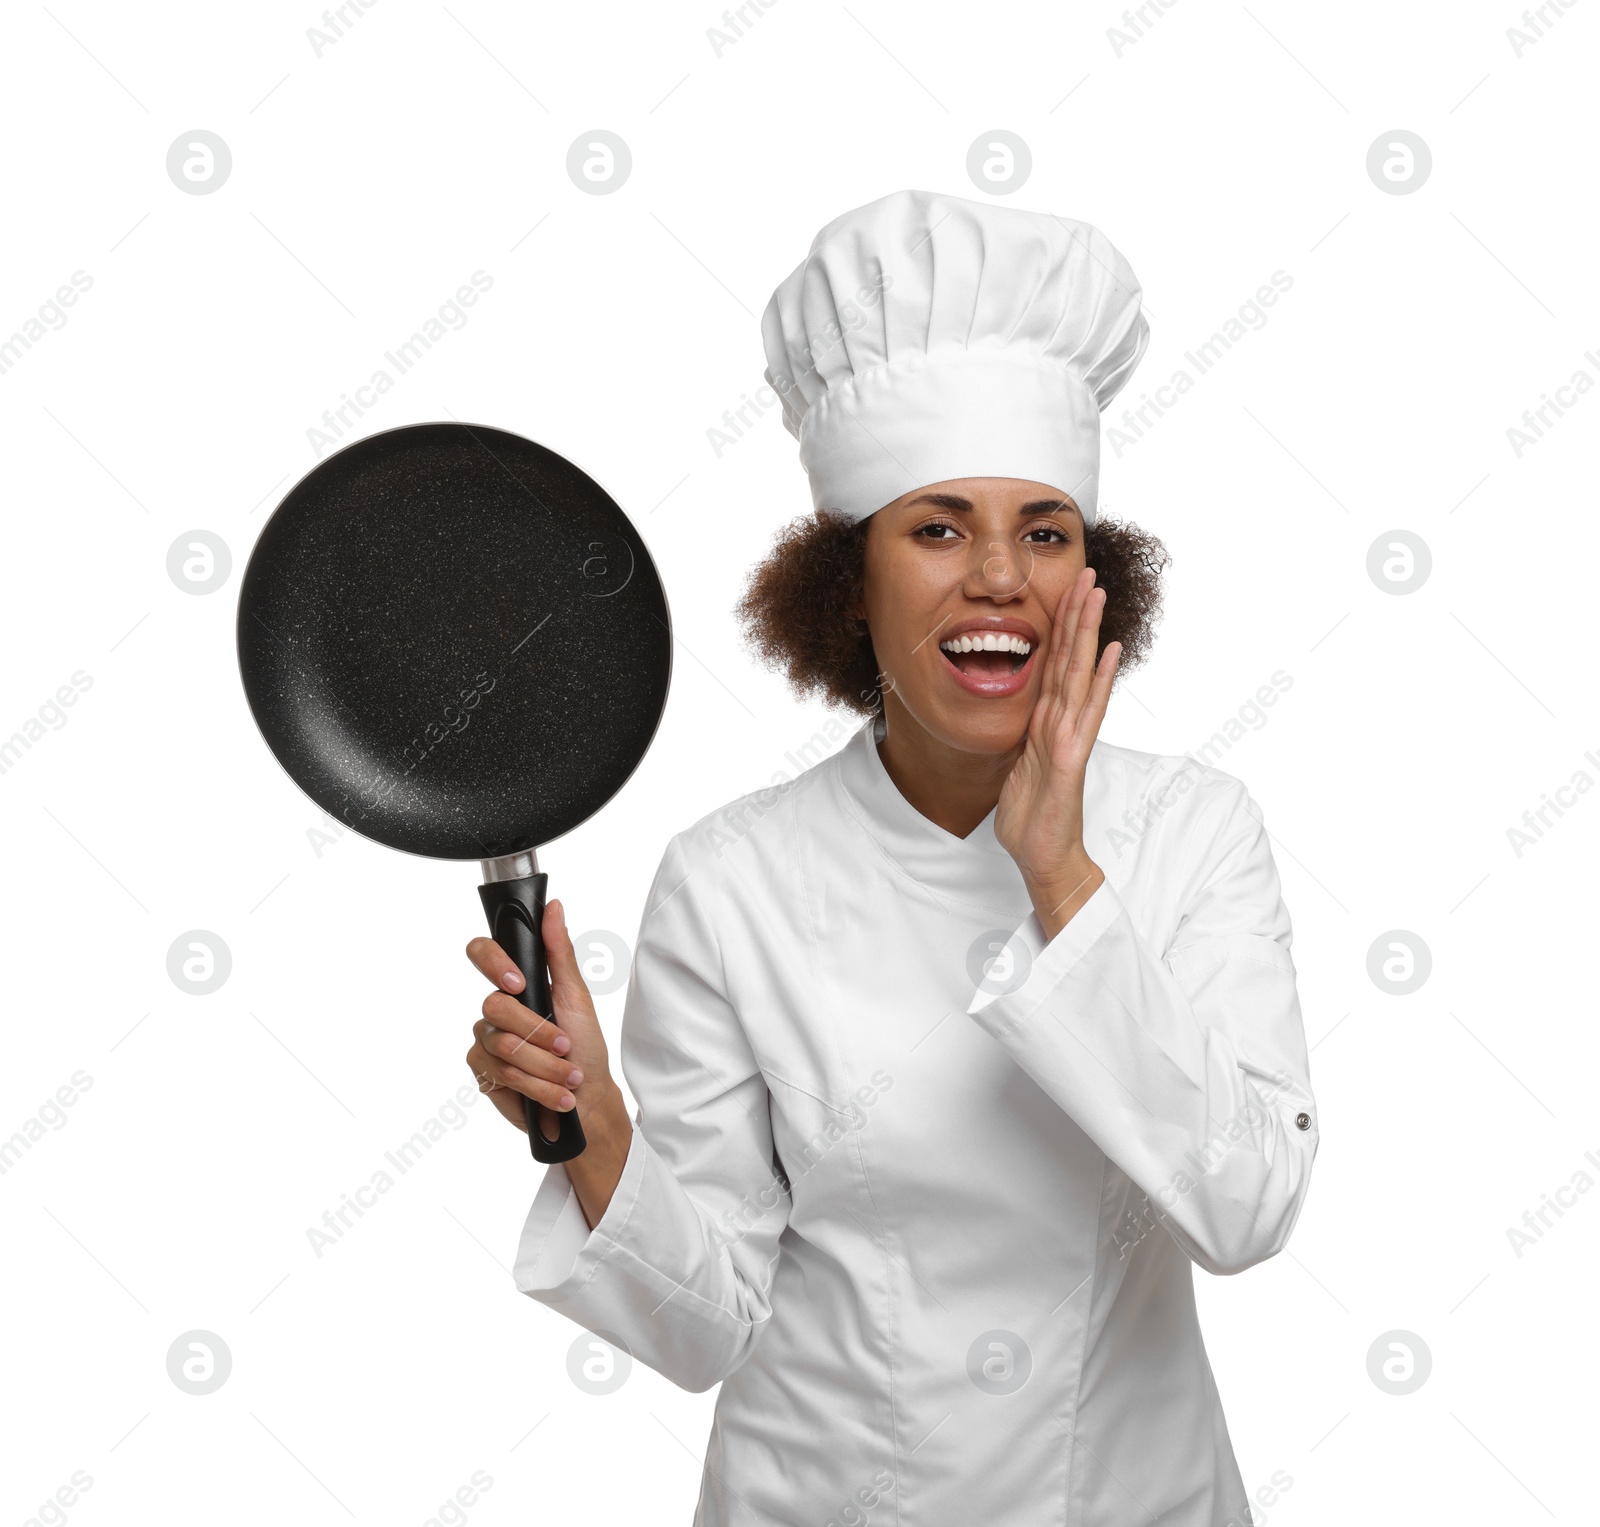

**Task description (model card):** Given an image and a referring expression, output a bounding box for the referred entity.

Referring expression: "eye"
[1022,524,1072,545]
[914,519,962,541]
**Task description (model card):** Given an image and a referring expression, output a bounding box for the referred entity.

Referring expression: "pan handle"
[477,873,588,1164]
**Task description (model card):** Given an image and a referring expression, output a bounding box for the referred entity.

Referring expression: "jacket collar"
[834,715,1030,917]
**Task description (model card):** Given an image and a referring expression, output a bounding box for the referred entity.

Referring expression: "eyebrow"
[905,492,1080,518]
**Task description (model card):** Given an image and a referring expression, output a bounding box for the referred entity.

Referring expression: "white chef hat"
[760,188,1150,528]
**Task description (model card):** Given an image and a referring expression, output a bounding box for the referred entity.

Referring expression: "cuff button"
[1295,1112,1312,1131]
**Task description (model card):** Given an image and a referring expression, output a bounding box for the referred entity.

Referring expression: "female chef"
[464,189,1319,1527]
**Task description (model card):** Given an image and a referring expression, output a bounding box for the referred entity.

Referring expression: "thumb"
[543,899,596,1019]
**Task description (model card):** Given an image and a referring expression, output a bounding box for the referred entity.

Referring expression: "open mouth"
[938,631,1032,680]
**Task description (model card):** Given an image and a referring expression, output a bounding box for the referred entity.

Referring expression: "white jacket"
[515,717,1318,1525]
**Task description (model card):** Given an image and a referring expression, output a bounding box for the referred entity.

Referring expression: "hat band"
[796,350,1103,526]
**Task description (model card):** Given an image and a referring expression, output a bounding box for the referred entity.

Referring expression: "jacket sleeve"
[512,835,790,1390]
[966,777,1318,1276]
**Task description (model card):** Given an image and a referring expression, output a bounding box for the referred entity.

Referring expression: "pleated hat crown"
[760,188,1149,527]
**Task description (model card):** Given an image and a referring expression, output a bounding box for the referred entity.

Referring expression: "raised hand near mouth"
[994,566,1121,941]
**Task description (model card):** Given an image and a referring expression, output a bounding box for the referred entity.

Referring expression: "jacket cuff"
[966,876,1123,1030]
[513,1120,646,1299]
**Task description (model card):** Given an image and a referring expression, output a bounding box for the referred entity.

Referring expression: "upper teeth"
[940,632,1031,655]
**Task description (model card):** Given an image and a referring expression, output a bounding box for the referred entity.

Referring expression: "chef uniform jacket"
[514,715,1319,1526]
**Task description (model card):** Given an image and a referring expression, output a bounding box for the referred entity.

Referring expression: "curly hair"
[735,510,1170,716]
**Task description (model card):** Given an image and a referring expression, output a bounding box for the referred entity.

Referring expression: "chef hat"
[760,188,1149,528]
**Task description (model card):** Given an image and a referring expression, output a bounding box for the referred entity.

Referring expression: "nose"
[967,534,1032,600]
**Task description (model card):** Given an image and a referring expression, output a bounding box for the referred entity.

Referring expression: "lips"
[934,619,1039,698]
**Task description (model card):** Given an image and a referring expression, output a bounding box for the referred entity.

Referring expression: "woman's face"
[860,477,1088,757]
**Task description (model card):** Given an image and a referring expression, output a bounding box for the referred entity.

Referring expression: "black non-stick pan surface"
[238,421,672,1161]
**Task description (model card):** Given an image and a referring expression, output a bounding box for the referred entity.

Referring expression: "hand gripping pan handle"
[478,869,587,1164]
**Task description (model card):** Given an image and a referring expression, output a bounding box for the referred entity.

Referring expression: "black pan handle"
[477,873,587,1164]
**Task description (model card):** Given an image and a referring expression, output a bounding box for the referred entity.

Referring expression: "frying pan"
[237,421,672,1163]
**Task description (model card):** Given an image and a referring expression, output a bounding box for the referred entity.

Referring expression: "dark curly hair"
[735,511,1169,716]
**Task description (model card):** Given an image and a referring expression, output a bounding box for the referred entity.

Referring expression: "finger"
[1064,585,1107,716]
[465,935,525,995]
[478,992,570,1055]
[1075,640,1121,751]
[543,900,599,1025]
[465,1044,533,1131]
[473,1018,584,1086]
[467,1043,569,1126]
[484,1087,530,1131]
[1041,588,1070,712]
[1044,584,1072,680]
[1045,568,1095,698]
[466,1042,576,1112]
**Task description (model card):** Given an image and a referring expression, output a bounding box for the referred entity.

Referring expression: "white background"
[2,2,1596,1523]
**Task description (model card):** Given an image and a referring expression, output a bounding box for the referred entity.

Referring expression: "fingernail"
[558,1092,575,1110]
[502,969,524,992]
[552,898,566,931]
[552,1034,571,1054]
[567,1068,584,1086]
